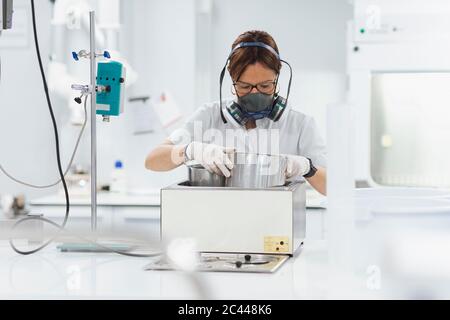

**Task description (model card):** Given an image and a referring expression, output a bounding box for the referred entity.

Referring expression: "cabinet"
[29,192,161,242]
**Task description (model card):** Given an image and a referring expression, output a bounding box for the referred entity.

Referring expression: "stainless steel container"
[187,164,226,187]
[226,153,287,188]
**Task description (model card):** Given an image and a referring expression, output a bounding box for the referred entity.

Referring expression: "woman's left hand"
[283,154,310,179]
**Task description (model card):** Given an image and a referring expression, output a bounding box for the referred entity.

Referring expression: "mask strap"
[219,60,229,123]
[274,73,280,96]
[280,59,293,105]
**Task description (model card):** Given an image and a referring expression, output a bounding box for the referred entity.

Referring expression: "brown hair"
[228,30,282,82]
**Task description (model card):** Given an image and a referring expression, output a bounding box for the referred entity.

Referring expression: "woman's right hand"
[185,142,235,177]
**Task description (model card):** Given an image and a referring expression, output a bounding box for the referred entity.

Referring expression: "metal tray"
[143,253,289,273]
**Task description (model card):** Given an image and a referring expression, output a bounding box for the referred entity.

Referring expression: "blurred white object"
[354,194,450,289]
[164,238,211,299]
[152,92,183,130]
[326,102,355,270]
[326,102,355,211]
[166,238,199,273]
[1,194,15,219]
[385,231,450,281]
[379,228,450,298]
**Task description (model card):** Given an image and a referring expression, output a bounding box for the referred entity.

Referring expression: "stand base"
[57,242,132,253]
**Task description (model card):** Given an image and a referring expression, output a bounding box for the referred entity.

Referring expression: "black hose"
[30,0,69,227]
[9,0,70,255]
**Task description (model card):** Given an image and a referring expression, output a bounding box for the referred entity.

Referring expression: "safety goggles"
[233,80,277,95]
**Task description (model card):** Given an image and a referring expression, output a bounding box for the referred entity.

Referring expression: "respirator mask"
[238,93,273,120]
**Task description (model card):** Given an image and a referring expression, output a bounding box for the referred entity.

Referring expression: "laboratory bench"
[0,207,386,300]
[0,190,373,300]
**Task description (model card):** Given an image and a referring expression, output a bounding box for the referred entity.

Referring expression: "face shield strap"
[219,60,229,123]
[280,59,293,105]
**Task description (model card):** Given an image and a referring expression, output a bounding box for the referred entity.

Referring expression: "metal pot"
[226,153,287,188]
[187,164,226,187]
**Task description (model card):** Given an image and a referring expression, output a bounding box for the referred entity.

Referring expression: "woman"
[145,30,327,195]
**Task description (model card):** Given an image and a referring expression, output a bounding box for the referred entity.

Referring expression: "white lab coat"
[168,100,327,168]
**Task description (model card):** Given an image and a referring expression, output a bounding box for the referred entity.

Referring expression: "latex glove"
[284,154,311,179]
[186,142,235,177]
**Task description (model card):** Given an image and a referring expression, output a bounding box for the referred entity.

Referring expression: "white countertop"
[0,240,378,300]
[28,189,326,209]
[0,209,384,300]
[8,190,450,299]
[29,191,161,207]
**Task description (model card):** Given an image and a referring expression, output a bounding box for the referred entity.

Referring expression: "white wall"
[0,0,60,199]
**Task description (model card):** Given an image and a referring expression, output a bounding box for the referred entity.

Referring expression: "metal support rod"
[89,11,97,231]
